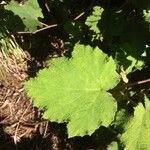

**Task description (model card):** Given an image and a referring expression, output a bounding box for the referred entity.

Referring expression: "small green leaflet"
[85,6,103,34]
[121,96,150,150]
[5,0,43,32]
[85,6,103,40]
[24,44,120,137]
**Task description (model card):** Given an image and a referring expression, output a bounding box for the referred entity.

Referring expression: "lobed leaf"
[24,44,120,137]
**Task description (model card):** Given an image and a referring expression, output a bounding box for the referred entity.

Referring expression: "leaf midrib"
[51,87,100,91]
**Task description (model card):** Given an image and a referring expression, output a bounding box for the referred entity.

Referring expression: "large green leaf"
[24,44,120,137]
[5,0,43,32]
[121,96,150,150]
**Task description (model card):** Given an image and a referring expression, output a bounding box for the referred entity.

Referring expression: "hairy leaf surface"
[5,0,43,32]
[121,96,150,150]
[24,44,120,137]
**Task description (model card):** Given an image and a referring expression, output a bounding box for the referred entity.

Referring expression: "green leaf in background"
[113,109,131,131]
[143,10,150,23]
[121,96,150,150]
[24,44,120,137]
[85,6,103,40]
[108,142,119,150]
[125,55,144,74]
[85,6,103,34]
[5,0,43,32]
